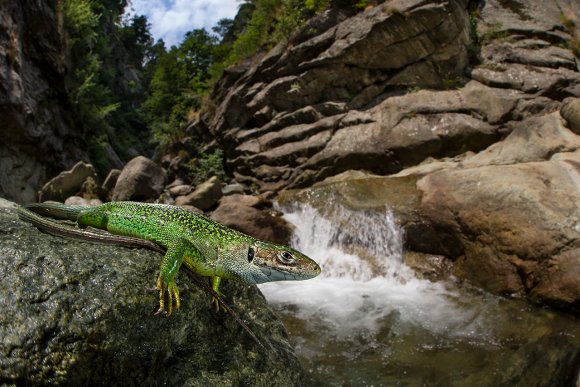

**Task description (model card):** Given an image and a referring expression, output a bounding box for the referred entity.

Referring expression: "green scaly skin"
[18,201,321,315]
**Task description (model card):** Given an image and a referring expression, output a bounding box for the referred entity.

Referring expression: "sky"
[127,0,241,47]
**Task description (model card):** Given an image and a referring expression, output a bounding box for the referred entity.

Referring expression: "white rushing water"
[259,203,490,339]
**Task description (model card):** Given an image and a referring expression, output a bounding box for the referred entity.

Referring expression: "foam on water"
[259,203,489,338]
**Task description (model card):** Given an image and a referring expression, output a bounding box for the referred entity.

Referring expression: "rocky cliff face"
[204,0,579,192]
[0,0,87,204]
[207,0,477,190]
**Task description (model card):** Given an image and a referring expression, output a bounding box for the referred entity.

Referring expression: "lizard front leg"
[155,238,195,316]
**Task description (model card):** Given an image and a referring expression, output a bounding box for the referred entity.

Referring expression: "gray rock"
[471,63,580,98]
[174,176,222,210]
[222,183,247,196]
[0,200,302,385]
[64,196,102,206]
[111,156,167,202]
[0,1,88,204]
[560,97,580,134]
[101,169,121,194]
[207,0,473,191]
[464,112,580,166]
[168,184,193,197]
[38,161,98,203]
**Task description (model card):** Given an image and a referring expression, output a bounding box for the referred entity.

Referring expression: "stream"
[259,203,580,386]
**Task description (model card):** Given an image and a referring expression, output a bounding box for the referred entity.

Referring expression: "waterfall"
[259,203,486,337]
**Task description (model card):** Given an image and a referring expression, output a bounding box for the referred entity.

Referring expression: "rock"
[111,156,167,202]
[560,97,580,135]
[416,153,580,306]
[174,176,222,210]
[463,112,580,167]
[64,196,102,206]
[38,161,98,203]
[222,182,247,196]
[208,0,474,191]
[403,251,453,282]
[471,63,580,99]
[0,200,302,385]
[290,81,511,187]
[0,0,88,204]
[168,184,193,197]
[166,178,186,188]
[101,169,121,194]
[211,195,292,245]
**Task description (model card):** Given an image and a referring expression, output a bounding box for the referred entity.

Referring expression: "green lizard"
[18,201,321,315]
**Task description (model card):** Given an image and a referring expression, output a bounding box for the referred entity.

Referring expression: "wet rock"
[403,251,453,282]
[280,144,580,313]
[0,199,302,385]
[111,156,167,202]
[38,161,98,203]
[174,176,222,210]
[211,195,292,245]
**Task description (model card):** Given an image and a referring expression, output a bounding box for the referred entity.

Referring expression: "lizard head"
[221,240,321,284]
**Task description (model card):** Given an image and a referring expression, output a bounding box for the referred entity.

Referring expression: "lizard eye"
[277,251,295,265]
[247,247,255,263]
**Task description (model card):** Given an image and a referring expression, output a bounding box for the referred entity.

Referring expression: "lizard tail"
[22,203,84,221]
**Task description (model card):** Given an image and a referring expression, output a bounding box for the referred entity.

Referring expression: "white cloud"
[128,0,240,47]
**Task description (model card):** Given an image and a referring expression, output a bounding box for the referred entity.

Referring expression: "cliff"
[0,0,88,203]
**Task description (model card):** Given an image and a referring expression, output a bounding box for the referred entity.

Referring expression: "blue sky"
[127,0,241,47]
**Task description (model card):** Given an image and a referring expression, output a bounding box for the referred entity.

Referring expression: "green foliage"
[355,0,369,8]
[227,0,314,64]
[143,29,218,153]
[305,0,330,12]
[59,0,99,48]
[185,149,227,186]
[60,0,160,175]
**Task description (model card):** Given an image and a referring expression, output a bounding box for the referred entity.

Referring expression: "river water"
[259,204,580,386]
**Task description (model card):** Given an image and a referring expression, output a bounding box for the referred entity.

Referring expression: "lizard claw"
[210,291,227,313]
[155,275,181,316]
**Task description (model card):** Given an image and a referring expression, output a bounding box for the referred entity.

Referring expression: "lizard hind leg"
[210,276,227,313]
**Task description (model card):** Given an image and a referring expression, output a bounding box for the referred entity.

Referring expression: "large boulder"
[174,176,222,211]
[38,161,98,202]
[417,152,580,307]
[211,194,293,245]
[111,156,167,202]
[0,199,303,385]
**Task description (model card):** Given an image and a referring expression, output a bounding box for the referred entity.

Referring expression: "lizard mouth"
[257,264,319,282]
